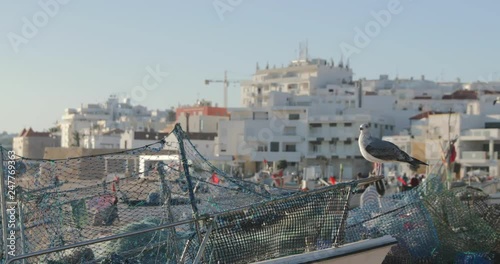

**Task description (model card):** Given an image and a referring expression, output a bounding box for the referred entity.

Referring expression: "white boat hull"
[254,235,397,264]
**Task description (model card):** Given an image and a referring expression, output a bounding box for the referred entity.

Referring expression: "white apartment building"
[81,129,123,149]
[458,115,500,178]
[60,95,174,147]
[215,89,402,178]
[464,81,500,92]
[120,130,170,149]
[385,111,500,179]
[362,75,461,95]
[177,115,228,134]
[216,54,444,178]
[240,57,353,107]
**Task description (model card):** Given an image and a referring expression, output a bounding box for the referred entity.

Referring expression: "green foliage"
[72,131,81,147]
[49,126,60,133]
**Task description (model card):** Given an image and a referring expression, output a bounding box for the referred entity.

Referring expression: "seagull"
[358,123,428,175]
[494,97,500,105]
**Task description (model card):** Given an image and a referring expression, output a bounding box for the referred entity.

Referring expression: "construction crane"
[204,70,242,108]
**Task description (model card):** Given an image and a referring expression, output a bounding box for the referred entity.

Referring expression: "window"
[283,126,296,135]
[345,123,352,127]
[289,113,300,120]
[329,144,335,152]
[257,145,268,152]
[329,123,337,127]
[284,144,296,152]
[374,123,378,128]
[311,144,320,152]
[270,142,279,152]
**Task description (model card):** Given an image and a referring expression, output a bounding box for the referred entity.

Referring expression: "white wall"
[82,134,121,149]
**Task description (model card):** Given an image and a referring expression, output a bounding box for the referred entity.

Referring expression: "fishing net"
[346,169,500,263]
[0,124,355,264]
[1,123,499,263]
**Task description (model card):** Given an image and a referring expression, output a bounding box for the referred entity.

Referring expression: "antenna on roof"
[298,41,309,62]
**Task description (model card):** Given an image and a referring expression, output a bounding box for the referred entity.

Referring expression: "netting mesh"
[0,123,499,263]
[203,185,352,263]
[347,170,500,263]
[0,124,353,263]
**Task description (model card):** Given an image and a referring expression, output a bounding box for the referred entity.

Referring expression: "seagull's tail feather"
[409,157,428,167]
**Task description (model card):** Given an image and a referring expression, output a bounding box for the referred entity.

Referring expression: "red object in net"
[211,173,220,184]
[329,176,336,185]
[397,176,408,186]
[450,145,456,163]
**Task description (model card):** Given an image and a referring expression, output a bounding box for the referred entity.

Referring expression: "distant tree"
[277,160,288,170]
[72,131,81,147]
[167,111,176,122]
[48,126,60,133]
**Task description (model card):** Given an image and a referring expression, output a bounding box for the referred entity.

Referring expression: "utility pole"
[223,70,228,110]
[447,108,452,189]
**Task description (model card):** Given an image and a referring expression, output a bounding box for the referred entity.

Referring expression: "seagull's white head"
[359,123,370,135]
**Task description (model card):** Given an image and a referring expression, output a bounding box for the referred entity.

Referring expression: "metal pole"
[17,200,26,264]
[0,148,10,261]
[333,185,352,247]
[173,124,202,244]
[5,217,203,264]
[174,125,199,217]
[224,70,228,109]
[447,109,452,189]
[193,217,216,264]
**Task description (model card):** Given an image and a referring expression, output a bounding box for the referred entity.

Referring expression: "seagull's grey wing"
[365,138,410,162]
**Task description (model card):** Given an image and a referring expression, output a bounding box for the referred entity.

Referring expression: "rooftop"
[442,90,477,100]
[18,128,51,137]
[409,111,450,120]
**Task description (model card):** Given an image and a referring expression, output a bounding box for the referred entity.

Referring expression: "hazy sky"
[1,1,499,133]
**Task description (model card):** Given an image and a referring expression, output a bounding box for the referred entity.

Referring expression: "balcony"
[250,151,301,162]
[277,134,303,142]
[308,114,371,124]
[460,151,498,164]
[461,129,500,140]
